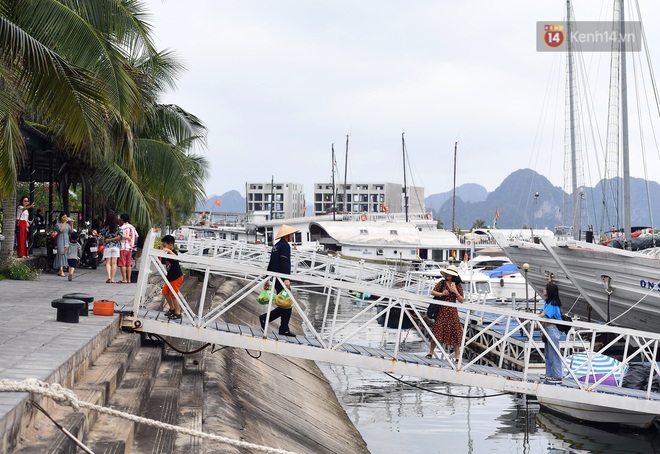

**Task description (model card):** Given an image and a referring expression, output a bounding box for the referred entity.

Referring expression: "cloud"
[147,0,660,203]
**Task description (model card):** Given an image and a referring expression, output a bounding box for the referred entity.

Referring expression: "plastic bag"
[257,288,272,305]
[275,289,294,309]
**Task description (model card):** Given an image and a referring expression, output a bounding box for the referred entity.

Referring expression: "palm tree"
[0,1,209,262]
[471,219,487,230]
[0,1,113,263]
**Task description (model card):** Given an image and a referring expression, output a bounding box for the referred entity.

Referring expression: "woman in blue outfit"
[259,224,299,336]
[540,282,563,383]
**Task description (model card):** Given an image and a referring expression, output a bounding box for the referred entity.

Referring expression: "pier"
[122,232,660,426]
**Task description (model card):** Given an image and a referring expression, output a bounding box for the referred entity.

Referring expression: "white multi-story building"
[313,182,425,215]
[246,182,306,220]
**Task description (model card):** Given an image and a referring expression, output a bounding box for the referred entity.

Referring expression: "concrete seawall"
[198,276,370,453]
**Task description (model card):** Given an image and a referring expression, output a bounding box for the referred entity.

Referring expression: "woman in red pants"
[16,196,34,257]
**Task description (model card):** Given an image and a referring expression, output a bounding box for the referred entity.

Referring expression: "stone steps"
[131,352,183,453]
[172,340,206,454]
[13,332,141,454]
[83,343,162,453]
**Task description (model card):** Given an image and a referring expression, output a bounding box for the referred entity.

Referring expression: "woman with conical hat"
[426,264,464,363]
[259,224,300,336]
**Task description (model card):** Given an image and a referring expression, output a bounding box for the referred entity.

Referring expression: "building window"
[376,249,384,256]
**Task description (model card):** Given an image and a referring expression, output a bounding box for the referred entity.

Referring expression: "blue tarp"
[484,263,519,278]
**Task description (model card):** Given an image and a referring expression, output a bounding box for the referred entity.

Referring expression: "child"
[67,231,81,281]
[160,235,183,320]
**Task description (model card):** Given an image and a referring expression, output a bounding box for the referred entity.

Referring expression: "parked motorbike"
[79,229,101,269]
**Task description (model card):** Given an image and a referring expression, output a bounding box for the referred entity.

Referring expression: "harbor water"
[298,291,660,454]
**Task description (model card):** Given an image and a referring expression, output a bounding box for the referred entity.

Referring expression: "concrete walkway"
[0,265,137,451]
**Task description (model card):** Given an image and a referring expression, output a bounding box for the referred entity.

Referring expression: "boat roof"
[311,220,462,247]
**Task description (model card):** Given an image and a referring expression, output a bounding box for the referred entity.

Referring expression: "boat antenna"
[452,141,458,233]
[343,135,349,214]
[402,133,409,223]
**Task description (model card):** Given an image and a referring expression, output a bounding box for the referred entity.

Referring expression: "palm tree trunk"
[160,204,167,234]
[1,194,17,266]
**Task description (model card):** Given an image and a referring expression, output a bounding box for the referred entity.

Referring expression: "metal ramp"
[123,230,660,420]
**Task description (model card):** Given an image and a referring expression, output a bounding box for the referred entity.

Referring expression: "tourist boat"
[538,352,659,430]
[537,412,660,449]
[469,255,538,303]
[407,260,496,303]
[255,213,468,264]
[492,1,660,333]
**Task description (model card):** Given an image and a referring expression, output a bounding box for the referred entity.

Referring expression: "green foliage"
[471,219,487,229]
[3,259,40,281]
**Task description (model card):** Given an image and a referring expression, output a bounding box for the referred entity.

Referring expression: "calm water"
[298,291,660,454]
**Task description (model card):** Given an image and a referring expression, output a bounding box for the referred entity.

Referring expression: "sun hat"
[275,224,300,239]
[441,265,460,277]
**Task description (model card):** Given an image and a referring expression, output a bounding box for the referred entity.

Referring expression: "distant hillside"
[425,183,488,211]
[197,190,245,212]
[426,168,660,231]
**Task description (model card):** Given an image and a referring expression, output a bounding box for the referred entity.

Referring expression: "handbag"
[427,302,440,319]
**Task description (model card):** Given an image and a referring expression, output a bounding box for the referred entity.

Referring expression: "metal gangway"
[123,230,660,422]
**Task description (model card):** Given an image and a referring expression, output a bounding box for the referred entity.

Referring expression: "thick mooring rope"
[1,379,298,454]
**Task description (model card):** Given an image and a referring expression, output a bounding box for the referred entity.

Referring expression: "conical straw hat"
[275,224,300,239]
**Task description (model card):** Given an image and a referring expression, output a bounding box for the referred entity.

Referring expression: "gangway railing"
[125,230,660,418]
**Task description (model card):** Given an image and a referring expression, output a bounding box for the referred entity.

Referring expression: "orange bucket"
[93,300,115,316]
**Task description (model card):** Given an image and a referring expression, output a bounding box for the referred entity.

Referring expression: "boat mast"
[619,0,632,245]
[343,135,349,214]
[567,0,580,240]
[402,133,409,222]
[452,141,457,233]
[331,143,336,220]
[270,175,274,220]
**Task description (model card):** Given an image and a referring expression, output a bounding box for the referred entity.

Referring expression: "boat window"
[360,229,368,235]
[473,282,491,294]
[390,230,398,235]
[376,249,384,256]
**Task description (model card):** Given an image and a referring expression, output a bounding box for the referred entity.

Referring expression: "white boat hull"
[488,233,595,319]
[491,230,660,332]
[538,396,658,429]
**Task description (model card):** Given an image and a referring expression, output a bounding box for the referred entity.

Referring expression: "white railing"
[132,230,660,405]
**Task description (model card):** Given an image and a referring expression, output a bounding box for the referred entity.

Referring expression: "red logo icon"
[543,24,565,48]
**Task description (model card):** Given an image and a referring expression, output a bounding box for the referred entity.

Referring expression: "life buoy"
[360,213,368,221]
[424,212,432,220]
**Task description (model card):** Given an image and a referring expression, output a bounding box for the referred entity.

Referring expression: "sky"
[145,0,660,201]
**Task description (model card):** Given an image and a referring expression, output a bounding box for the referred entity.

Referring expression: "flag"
[215,197,221,206]
[201,210,206,217]
[464,252,469,262]
[495,207,500,218]
[381,202,387,213]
